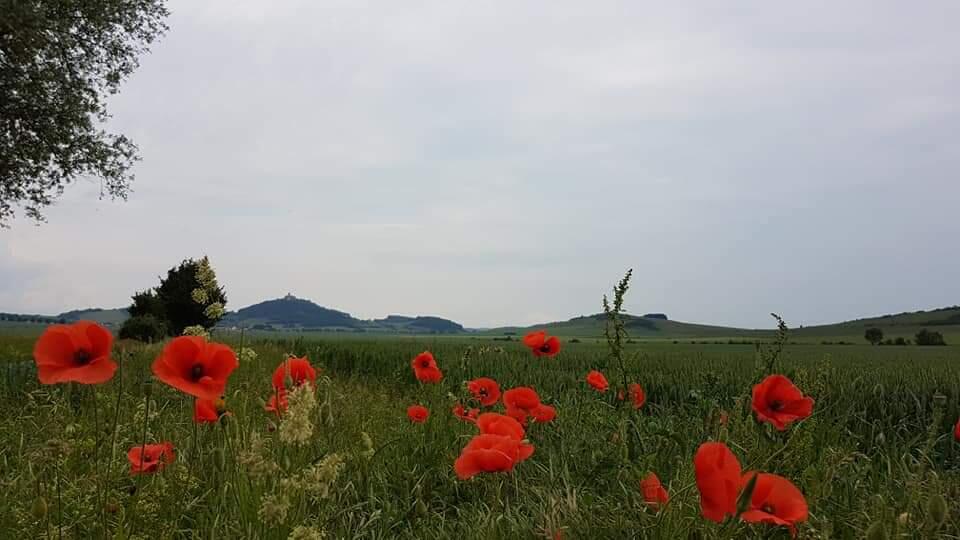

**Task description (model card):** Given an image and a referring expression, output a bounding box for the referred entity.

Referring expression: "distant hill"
[0,308,129,328]
[58,308,130,326]
[791,306,960,341]
[219,294,465,334]
[484,313,769,339]
[3,299,958,341]
[222,295,357,329]
[484,306,960,342]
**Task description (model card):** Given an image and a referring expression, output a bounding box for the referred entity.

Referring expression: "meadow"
[1,330,959,539]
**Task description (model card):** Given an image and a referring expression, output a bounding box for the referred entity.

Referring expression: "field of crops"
[1,329,958,539]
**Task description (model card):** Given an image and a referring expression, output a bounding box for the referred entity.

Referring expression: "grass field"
[1,330,959,539]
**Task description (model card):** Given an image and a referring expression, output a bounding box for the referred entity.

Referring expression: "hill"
[58,308,130,326]
[219,294,465,334]
[484,306,960,342]
[791,306,960,341]
[221,295,357,329]
[484,313,769,340]
[0,308,129,328]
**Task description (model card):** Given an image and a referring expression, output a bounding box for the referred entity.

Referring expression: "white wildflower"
[288,526,326,540]
[182,325,210,338]
[299,454,344,501]
[204,302,225,320]
[258,492,290,526]
[279,383,317,446]
[190,288,209,305]
[238,347,258,363]
[237,432,279,480]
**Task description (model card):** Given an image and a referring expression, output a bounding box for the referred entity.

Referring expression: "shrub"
[125,256,227,337]
[864,327,884,345]
[118,315,167,343]
[915,328,947,346]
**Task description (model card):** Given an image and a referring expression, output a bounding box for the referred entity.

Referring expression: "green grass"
[0,334,958,538]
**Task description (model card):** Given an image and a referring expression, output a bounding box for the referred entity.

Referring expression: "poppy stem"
[55,462,63,540]
[90,386,107,539]
[130,389,150,536]
[108,349,125,464]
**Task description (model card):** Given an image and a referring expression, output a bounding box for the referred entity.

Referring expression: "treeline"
[864,327,947,346]
[0,313,65,324]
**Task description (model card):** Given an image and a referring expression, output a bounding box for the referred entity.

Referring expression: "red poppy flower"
[522,330,561,357]
[128,442,176,475]
[414,366,443,383]
[739,472,809,537]
[411,351,438,371]
[467,377,501,407]
[505,406,529,425]
[504,387,541,410]
[955,417,960,442]
[33,321,117,385]
[265,389,288,416]
[752,375,814,431]
[586,370,609,392]
[454,434,523,479]
[531,404,557,423]
[640,472,670,510]
[453,403,480,423]
[407,404,429,423]
[503,387,542,423]
[694,442,742,523]
[151,336,238,400]
[271,356,317,390]
[476,413,534,461]
[411,352,443,383]
[629,383,646,409]
[194,398,219,423]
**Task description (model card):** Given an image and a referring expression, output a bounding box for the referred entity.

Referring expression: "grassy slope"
[483,307,960,342]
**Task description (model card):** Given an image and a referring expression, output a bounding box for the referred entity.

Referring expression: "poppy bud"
[416,498,428,516]
[875,432,886,446]
[927,494,947,527]
[142,379,153,397]
[267,420,277,432]
[865,521,888,540]
[30,496,48,520]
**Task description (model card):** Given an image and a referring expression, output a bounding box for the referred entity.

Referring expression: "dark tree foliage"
[155,259,226,335]
[864,327,884,346]
[118,313,165,342]
[915,328,946,346]
[128,289,163,318]
[0,0,169,224]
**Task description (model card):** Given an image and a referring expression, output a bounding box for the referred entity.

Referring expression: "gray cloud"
[2,0,958,328]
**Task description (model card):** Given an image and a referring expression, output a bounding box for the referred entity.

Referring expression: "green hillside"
[58,308,129,326]
[218,294,465,334]
[792,306,960,342]
[484,307,960,343]
[483,314,769,340]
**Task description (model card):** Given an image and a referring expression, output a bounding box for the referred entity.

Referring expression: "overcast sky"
[2,1,959,328]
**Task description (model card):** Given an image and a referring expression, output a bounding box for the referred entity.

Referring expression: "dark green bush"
[118,314,167,343]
